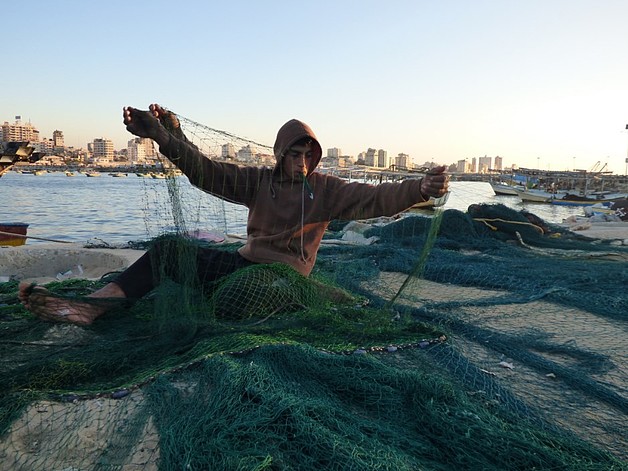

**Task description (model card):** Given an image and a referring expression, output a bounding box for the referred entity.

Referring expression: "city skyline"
[3,1,628,174]
[0,116,518,171]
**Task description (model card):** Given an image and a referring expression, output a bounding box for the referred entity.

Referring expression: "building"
[478,155,492,173]
[237,145,258,163]
[222,143,236,159]
[494,156,503,171]
[32,139,54,155]
[52,130,64,153]
[364,148,377,166]
[1,117,40,142]
[127,137,157,164]
[91,138,114,163]
[327,148,342,158]
[395,153,412,169]
[456,159,470,173]
[377,149,388,168]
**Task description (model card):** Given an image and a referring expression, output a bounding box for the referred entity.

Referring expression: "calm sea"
[0,171,587,246]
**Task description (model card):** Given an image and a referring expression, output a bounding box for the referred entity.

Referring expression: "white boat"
[85,172,101,177]
[514,188,565,203]
[490,182,523,196]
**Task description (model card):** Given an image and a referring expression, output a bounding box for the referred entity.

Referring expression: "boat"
[65,171,75,177]
[514,188,565,203]
[550,193,628,206]
[490,182,523,196]
[0,222,29,246]
[85,171,101,177]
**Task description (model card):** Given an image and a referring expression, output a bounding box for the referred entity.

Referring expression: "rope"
[0,230,73,244]
[473,217,545,234]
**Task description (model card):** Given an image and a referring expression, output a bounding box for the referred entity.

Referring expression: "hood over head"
[273,119,323,174]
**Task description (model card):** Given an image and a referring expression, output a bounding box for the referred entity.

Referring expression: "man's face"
[282,142,314,180]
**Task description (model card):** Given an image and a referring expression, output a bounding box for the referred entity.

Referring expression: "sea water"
[0,171,587,246]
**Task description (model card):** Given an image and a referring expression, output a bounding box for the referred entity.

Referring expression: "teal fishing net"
[0,114,626,470]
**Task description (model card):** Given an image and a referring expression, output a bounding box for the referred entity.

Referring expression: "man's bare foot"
[18,281,127,326]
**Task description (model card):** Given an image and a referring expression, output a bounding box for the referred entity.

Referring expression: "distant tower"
[365,148,377,166]
[222,143,236,159]
[327,147,341,158]
[494,156,503,171]
[377,149,388,168]
[478,155,492,173]
[53,130,64,152]
[395,153,412,169]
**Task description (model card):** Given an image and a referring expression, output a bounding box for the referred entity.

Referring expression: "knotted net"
[0,114,626,470]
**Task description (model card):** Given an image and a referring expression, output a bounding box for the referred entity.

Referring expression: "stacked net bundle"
[1,114,627,470]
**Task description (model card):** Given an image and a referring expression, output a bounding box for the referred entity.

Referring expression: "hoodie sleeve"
[317,175,427,220]
[158,134,261,206]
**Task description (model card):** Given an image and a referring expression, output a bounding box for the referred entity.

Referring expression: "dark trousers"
[113,241,254,300]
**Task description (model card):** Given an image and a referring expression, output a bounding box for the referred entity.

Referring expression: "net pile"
[0,116,626,470]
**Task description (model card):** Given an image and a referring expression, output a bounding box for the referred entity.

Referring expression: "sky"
[3,0,628,174]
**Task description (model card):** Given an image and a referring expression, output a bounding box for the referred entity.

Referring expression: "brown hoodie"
[159,119,427,276]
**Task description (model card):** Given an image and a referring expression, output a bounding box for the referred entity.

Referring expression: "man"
[19,104,449,325]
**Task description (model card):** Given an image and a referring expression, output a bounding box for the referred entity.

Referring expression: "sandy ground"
[560,220,628,244]
[0,243,145,284]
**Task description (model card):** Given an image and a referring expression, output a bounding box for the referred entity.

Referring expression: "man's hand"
[149,104,181,132]
[122,105,170,146]
[420,165,449,200]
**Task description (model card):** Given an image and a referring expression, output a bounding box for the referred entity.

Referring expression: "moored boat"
[0,222,29,246]
[550,193,628,206]
[490,182,523,196]
[514,188,565,203]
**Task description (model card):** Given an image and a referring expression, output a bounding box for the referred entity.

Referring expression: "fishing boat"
[490,181,523,196]
[514,188,564,203]
[550,193,628,206]
[0,222,29,246]
[85,171,101,177]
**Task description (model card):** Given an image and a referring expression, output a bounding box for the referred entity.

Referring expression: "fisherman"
[19,104,449,325]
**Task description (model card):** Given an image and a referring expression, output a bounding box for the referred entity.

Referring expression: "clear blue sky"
[3,0,628,173]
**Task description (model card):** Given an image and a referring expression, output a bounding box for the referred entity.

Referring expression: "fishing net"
[1,114,627,470]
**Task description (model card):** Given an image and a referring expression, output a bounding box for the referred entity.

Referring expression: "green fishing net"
[0,115,626,470]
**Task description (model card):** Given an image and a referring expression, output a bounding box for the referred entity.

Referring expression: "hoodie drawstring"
[300,179,307,263]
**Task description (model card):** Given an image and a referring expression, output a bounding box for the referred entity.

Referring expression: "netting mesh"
[1,115,627,470]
